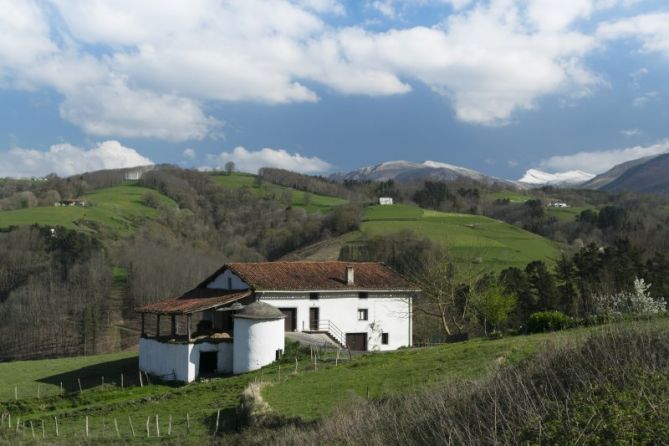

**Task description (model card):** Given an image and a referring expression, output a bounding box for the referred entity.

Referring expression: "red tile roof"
[136,289,251,315]
[200,261,417,291]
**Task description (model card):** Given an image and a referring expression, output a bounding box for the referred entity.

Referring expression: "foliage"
[592,277,666,317]
[469,283,517,334]
[527,310,572,333]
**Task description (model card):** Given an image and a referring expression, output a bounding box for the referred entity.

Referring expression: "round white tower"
[233,301,285,374]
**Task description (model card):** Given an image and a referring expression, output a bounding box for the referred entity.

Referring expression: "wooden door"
[309,307,319,331]
[346,333,368,351]
[279,308,296,332]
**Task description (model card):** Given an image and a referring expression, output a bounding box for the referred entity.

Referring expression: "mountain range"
[331,152,669,194]
[330,160,517,187]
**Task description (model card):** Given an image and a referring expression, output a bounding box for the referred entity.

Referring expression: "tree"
[470,282,517,335]
[224,161,235,175]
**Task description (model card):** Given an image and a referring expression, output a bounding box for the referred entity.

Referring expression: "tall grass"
[239,321,669,445]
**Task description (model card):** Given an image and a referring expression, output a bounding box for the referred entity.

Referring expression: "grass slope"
[0,323,616,442]
[211,173,347,213]
[359,204,559,271]
[0,184,175,235]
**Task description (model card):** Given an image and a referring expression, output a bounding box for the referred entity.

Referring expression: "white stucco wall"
[139,338,193,382]
[139,338,234,382]
[206,269,249,290]
[233,318,285,374]
[258,292,413,351]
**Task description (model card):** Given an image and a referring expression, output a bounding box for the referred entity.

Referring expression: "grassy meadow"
[0,323,606,443]
[358,204,559,271]
[211,173,347,213]
[0,184,175,235]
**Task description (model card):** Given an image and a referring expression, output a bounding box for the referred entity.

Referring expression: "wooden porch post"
[156,314,161,337]
[187,314,192,341]
[141,313,145,337]
[171,315,176,336]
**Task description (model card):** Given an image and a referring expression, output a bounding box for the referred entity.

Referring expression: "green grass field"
[2,320,648,442]
[0,185,175,235]
[359,204,559,271]
[547,205,588,222]
[211,173,347,213]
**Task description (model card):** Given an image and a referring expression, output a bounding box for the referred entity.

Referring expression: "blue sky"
[1,0,669,179]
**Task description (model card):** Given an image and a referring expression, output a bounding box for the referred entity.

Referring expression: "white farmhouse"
[136,261,419,383]
[378,197,394,205]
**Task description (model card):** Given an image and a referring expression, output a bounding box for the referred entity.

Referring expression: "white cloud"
[620,128,640,136]
[0,0,656,136]
[182,148,196,159]
[59,77,220,141]
[632,90,658,108]
[540,139,669,174]
[507,159,519,167]
[598,12,669,57]
[0,140,153,178]
[207,146,332,174]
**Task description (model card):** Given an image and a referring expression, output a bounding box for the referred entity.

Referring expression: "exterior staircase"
[305,319,347,349]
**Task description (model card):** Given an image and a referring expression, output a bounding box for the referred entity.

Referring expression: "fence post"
[186,413,190,433]
[146,416,150,438]
[114,418,120,438]
[85,416,89,437]
[78,378,83,394]
[155,414,160,437]
[14,385,17,401]
[128,416,135,438]
[54,416,59,437]
[214,409,220,436]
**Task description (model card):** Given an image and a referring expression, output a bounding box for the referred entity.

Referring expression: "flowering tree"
[592,278,666,317]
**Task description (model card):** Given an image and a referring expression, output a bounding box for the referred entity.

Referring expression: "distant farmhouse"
[54,198,87,207]
[548,201,569,208]
[136,261,419,383]
[378,197,394,205]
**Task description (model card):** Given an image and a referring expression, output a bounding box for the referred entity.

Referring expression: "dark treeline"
[258,168,360,201]
[342,229,669,340]
[0,227,112,360]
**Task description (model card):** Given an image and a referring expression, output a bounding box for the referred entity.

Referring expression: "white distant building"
[379,197,394,205]
[548,201,569,208]
[137,261,419,383]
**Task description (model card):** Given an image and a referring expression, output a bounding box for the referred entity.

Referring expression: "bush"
[527,310,572,333]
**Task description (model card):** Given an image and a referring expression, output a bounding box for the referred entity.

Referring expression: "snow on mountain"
[330,160,517,187]
[518,169,595,186]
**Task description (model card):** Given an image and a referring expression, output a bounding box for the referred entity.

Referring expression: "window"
[359,292,368,299]
[309,292,319,300]
[381,333,389,345]
[227,277,232,289]
[358,309,368,321]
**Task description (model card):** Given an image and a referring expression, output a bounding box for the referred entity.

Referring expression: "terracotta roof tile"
[201,261,417,291]
[136,289,251,315]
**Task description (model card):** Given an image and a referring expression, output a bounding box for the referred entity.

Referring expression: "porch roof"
[135,289,251,315]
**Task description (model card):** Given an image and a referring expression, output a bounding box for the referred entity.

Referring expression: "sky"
[1,0,669,180]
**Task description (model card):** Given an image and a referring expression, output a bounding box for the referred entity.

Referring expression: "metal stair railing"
[316,319,346,348]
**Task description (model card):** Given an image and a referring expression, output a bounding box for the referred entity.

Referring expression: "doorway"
[346,333,368,351]
[309,307,319,331]
[279,308,297,332]
[199,351,218,376]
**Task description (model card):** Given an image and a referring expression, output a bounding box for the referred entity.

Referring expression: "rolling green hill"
[211,173,348,213]
[0,184,175,235]
[289,204,560,271]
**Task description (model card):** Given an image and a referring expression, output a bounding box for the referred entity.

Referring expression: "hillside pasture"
[211,173,347,213]
[360,204,559,271]
[0,185,175,235]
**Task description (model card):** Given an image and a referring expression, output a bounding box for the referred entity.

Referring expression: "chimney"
[346,265,354,286]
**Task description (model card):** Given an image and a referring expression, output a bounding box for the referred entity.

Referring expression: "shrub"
[527,310,572,333]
